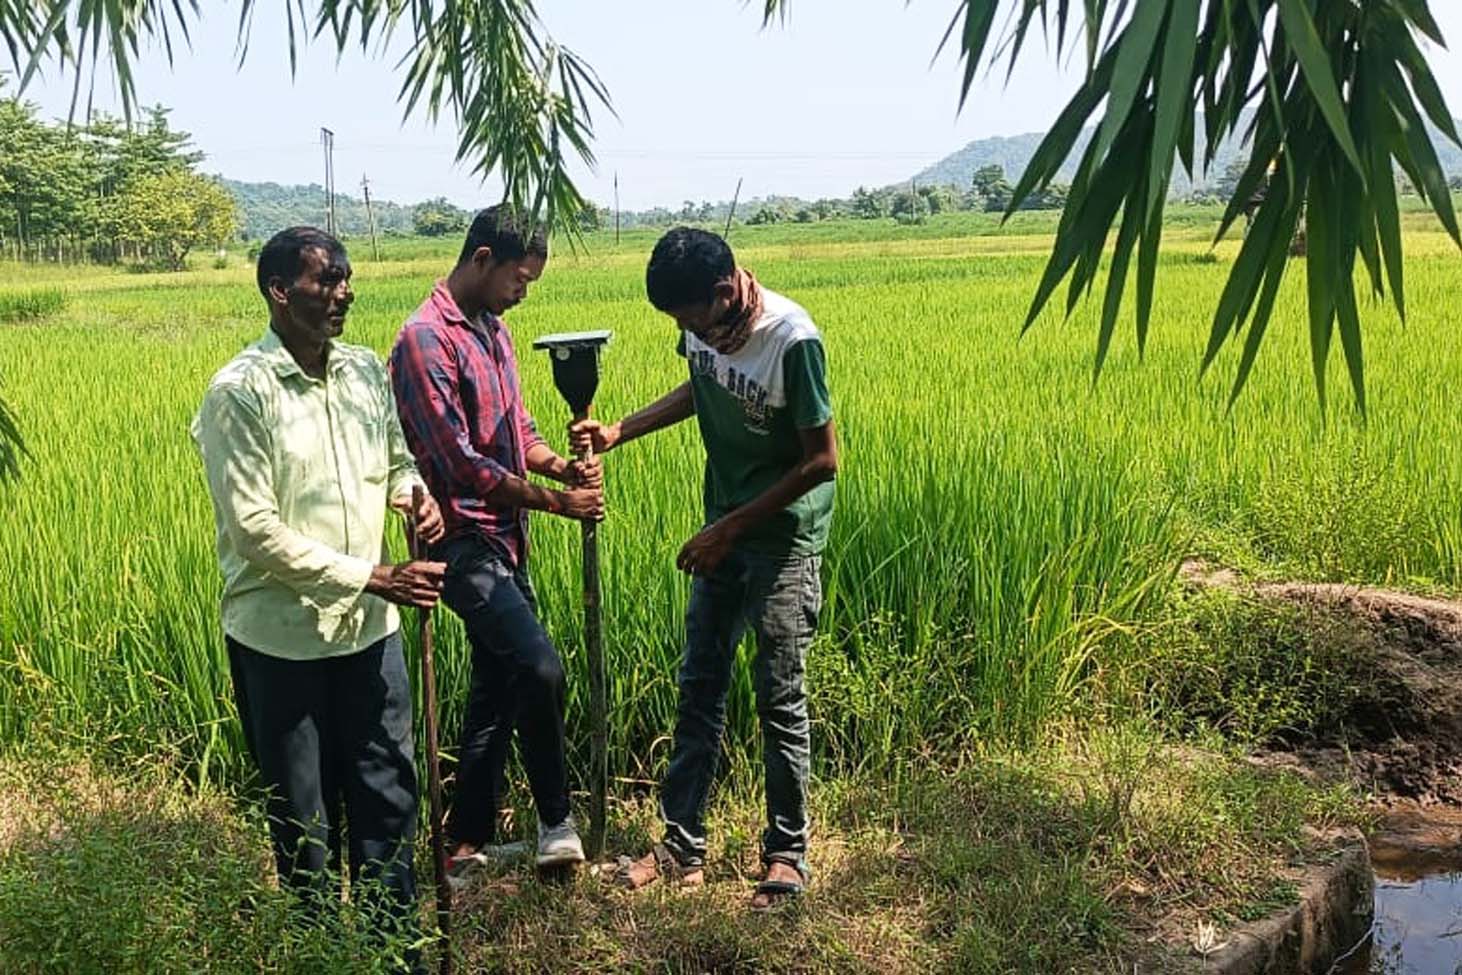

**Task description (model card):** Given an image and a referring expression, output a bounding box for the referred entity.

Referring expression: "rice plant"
[1,213,1458,791]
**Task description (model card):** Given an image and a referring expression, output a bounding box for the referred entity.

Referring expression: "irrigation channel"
[1176,565,1462,974]
[1330,813,1462,975]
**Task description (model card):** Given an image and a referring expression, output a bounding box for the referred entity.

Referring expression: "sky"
[14,2,1462,211]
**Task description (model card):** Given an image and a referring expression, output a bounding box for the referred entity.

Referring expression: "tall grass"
[1,215,1458,790]
[0,288,66,324]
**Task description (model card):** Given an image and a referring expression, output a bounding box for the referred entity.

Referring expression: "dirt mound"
[1180,561,1462,803]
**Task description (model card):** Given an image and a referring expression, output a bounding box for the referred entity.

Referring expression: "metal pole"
[613,172,621,246]
[573,408,607,860]
[409,486,452,975]
[724,177,743,237]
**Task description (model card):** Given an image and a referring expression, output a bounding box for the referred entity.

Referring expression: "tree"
[1214,155,1251,202]
[110,169,239,270]
[412,197,469,237]
[812,198,846,221]
[1021,182,1067,211]
[83,106,203,198]
[917,184,958,215]
[890,189,925,224]
[850,186,887,220]
[4,0,1458,406]
[971,164,1013,212]
[1,86,217,262]
[575,203,609,232]
[0,93,89,250]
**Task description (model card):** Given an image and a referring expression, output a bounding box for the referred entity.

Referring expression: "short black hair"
[256,226,346,298]
[645,227,735,311]
[458,204,549,266]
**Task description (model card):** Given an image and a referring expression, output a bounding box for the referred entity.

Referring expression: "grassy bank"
[0,734,1358,974]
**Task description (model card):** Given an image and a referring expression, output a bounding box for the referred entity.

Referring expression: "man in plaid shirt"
[389,205,604,880]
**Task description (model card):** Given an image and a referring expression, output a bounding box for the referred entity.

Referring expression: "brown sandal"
[612,844,704,890]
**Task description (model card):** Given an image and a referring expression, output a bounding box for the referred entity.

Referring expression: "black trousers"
[227,631,418,929]
[438,534,570,847]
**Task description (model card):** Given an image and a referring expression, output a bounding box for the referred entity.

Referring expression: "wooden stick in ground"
[574,408,608,860]
[409,485,452,975]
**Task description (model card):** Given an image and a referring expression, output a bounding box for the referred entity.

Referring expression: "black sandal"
[751,859,810,910]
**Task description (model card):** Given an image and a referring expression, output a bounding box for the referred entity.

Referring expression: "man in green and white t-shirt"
[571,227,837,909]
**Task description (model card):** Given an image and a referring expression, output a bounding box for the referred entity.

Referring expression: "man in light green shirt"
[193,226,445,952]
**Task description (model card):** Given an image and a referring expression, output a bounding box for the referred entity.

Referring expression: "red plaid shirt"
[389,282,544,565]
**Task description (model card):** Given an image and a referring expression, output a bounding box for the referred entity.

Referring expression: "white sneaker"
[536,815,586,868]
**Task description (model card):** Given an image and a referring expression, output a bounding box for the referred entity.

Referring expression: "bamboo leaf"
[1335,257,1366,414]
[1146,0,1198,219]
[1203,170,1292,374]
[1275,0,1365,180]
[1022,146,1130,333]
[1367,91,1406,319]
[1094,185,1144,381]
[1006,45,1116,214]
[1227,187,1305,408]
[1396,0,1444,46]
[1134,192,1161,357]
[1090,0,1167,168]
[1304,152,1339,410]
[1384,62,1462,245]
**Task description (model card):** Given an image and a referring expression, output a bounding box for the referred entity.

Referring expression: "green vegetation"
[10,0,1458,402]
[0,750,421,974]
[0,286,64,323]
[3,212,1458,787]
[0,94,237,266]
[0,739,1358,974]
[1,211,1449,969]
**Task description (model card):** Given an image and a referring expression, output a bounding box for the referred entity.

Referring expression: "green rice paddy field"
[2,210,1460,788]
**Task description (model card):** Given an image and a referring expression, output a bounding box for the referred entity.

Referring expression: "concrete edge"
[1171,831,1373,974]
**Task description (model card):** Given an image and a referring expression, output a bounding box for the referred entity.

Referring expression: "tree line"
[0,87,237,269]
[591,165,1070,232]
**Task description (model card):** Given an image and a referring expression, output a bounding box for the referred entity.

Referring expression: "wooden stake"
[409,485,452,975]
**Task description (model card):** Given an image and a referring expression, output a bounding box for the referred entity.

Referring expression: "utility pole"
[724,177,744,237]
[320,127,337,235]
[361,173,380,261]
[613,171,620,246]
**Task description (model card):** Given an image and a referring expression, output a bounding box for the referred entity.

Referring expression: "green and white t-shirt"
[678,288,835,556]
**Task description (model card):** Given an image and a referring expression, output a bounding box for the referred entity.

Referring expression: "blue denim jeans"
[659,548,823,869]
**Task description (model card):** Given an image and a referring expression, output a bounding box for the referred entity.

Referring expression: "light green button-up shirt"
[192,329,423,660]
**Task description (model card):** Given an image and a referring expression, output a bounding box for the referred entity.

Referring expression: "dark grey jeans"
[437,534,571,847]
[659,548,823,869]
[226,631,418,930]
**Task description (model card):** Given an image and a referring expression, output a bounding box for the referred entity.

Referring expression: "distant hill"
[908,115,1462,195]
[220,179,417,240]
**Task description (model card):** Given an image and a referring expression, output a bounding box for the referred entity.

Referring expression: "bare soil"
[1181,560,1462,804]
